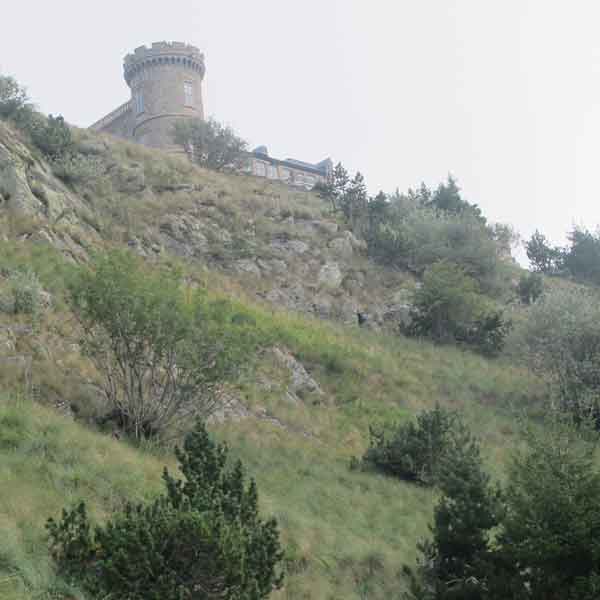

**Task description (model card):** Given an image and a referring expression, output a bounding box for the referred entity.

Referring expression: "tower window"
[134,89,144,115]
[184,81,194,106]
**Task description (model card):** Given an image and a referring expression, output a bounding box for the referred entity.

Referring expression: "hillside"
[0,120,546,599]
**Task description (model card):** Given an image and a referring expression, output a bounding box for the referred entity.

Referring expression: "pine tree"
[48,421,284,599]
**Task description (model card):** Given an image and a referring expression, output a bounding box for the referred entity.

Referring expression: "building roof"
[250,147,331,176]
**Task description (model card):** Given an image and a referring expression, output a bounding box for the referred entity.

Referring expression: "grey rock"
[318,262,343,289]
[328,236,354,258]
[270,346,324,402]
[233,259,261,276]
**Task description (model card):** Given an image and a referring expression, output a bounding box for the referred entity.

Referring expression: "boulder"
[233,259,261,276]
[328,236,354,258]
[270,346,324,402]
[318,262,343,289]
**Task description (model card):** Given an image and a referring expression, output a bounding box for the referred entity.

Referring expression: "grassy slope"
[0,125,545,599]
[0,242,543,599]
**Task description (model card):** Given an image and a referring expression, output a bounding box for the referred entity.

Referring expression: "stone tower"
[91,42,205,151]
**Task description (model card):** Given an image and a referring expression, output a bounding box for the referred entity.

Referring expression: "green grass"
[0,238,546,599]
[0,395,170,600]
[0,120,549,599]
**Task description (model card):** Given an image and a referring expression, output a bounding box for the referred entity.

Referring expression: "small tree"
[516,272,544,305]
[314,161,350,213]
[409,261,510,354]
[48,421,284,599]
[563,226,600,285]
[496,415,600,599]
[526,230,562,274]
[69,251,252,438]
[404,421,501,600]
[0,74,30,119]
[513,286,600,424]
[362,405,458,486]
[173,117,248,171]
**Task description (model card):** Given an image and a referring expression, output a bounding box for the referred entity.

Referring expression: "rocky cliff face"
[0,121,416,331]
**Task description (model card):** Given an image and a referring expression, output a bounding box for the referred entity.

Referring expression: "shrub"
[517,271,544,304]
[511,285,600,424]
[563,226,600,285]
[172,117,248,171]
[405,413,600,600]
[526,229,563,274]
[51,152,104,185]
[8,268,42,315]
[28,114,73,158]
[404,419,501,600]
[408,261,511,355]
[496,415,600,599]
[0,74,30,119]
[361,406,459,486]
[47,421,284,599]
[68,251,255,438]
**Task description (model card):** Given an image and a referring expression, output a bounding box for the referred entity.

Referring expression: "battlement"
[124,41,205,85]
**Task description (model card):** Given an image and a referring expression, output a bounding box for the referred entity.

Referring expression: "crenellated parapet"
[123,41,205,86]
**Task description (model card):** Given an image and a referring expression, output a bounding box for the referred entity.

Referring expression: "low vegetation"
[68,251,255,439]
[48,421,283,599]
[172,117,248,171]
[406,413,600,599]
[2,72,600,599]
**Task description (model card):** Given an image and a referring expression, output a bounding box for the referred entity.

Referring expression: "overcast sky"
[2,1,599,253]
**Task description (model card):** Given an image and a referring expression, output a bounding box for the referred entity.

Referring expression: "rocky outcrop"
[270,346,324,403]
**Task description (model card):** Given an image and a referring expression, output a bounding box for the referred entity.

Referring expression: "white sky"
[2,1,600,250]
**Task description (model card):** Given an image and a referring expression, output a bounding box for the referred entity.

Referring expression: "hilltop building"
[91,41,332,188]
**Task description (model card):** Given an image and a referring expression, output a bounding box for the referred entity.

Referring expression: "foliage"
[526,230,562,274]
[404,421,501,600]
[423,175,485,223]
[405,413,600,600]
[7,267,42,315]
[68,251,254,438]
[173,117,248,171]
[25,114,73,159]
[563,226,600,285]
[0,75,30,119]
[362,406,461,486]
[47,420,284,600]
[408,261,511,355]
[512,285,600,423]
[495,415,600,599]
[314,161,350,213]
[50,152,104,185]
[516,272,544,305]
[370,206,506,293]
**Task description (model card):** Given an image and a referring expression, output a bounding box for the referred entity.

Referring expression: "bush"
[496,416,600,599]
[172,117,248,171]
[8,268,42,315]
[47,421,284,599]
[526,229,563,274]
[511,285,600,423]
[404,419,500,600]
[0,74,30,119]
[563,226,600,285]
[405,413,600,600]
[517,271,544,304]
[51,152,104,185]
[361,406,459,486]
[408,261,510,355]
[68,251,255,438]
[28,114,73,158]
